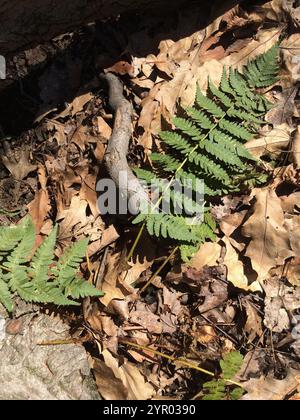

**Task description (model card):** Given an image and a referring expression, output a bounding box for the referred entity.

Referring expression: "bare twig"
[100,73,149,215]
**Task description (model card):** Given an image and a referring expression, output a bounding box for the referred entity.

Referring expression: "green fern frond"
[54,238,89,289]
[146,213,199,242]
[29,226,57,290]
[185,107,214,130]
[134,168,156,183]
[66,278,104,299]
[202,351,244,400]
[189,153,231,183]
[0,273,13,312]
[160,131,194,154]
[0,217,102,312]
[220,66,232,94]
[218,119,253,141]
[196,86,225,118]
[221,351,244,380]
[244,44,279,88]
[151,153,181,172]
[203,380,227,401]
[172,117,203,140]
[4,217,35,296]
[134,46,279,260]
[201,138,246,169]
[228,68,251,97]
[208,77,233,108]
[210,130,257,162]
[0,221,26,254]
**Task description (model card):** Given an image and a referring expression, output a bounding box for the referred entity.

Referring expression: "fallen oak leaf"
[242,188,294,282]
[1,143,37,180]
[241,369,300,400]
[129,309,163,334]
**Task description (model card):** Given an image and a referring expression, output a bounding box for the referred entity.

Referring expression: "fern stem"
[139,246,178,294]
[0,265,10,272]
[120,339,215,377]
[127,221,146,261]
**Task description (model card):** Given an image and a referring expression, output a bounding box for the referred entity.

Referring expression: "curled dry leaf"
[1,144,37,180]
[95,349,155,400]
[263,277,300,313]
[191,325,217,345]
[291,126,300,168]
[280,191,300,213]
[263,276,300,332]
[105,61,134,77]
[241,369,300,400]
[59,92,93,118]
[56,195,89,239]
[221,28,280,71]
[220,210,247,237]
[97,116,112,141]
[27,165,51,234]
[286,257,300,287]
[197,277,228,314]
[281,34,300,83]
[190,242,221,270]
[285,214,300,255]
[264,295,290,333]
[92,358,128,400]
[87,225,119,257]
[242,188,294,282]
[265,87,298,126]
[130,309,163,334]
[162,287,182,317]
[99,252,136,307]
[246,124,291,159]
[222,237,261,292]
[243,300,263,343]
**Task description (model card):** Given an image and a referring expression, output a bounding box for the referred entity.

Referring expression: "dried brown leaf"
[281,34,300,83]
[242,188,294,282]
[1,146,37,180]
[99,349,155,400]
[243,300,263,342]
[27,166,51,234]
[246,124,291,159]
[99,252,136,307]
[130,309,162,334]
[93,358,128,400]
[242,369,300,400]
[291,126,300,167]
[190,242,221,270]
[223,237,261,291]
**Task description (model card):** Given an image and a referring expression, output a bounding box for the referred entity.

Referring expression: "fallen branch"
[101,73,149,214]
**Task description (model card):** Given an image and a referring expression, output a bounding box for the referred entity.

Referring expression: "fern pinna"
[202,351,244,400]
[0,216,103,312]
[133,45,279,260]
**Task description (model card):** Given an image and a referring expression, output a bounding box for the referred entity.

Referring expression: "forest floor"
[0,0,300,400]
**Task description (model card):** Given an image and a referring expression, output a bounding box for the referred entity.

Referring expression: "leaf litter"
[0,0,300,400]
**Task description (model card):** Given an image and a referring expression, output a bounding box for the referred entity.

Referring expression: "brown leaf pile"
[0,0,300,401]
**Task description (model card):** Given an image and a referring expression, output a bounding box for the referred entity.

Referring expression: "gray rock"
[0,307,100,400]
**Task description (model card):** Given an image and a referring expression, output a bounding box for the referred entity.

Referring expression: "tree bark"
[0,0,192,56]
